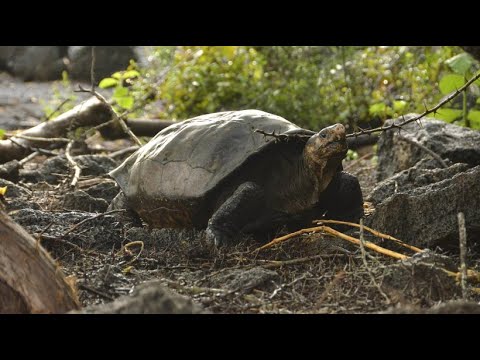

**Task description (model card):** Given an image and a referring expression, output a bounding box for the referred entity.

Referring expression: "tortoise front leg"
[206,182,266,247]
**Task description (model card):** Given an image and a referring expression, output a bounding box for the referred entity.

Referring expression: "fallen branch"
[0,97,113,163]
[346,70,480,138]
[397,136,448,168]
[65,140,81,188]
[0,209,80,313]
[75,85,143,146]
[254,225,408,260]
[315,219,423,253]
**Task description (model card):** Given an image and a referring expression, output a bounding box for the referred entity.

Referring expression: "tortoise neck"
[303,152,340,194]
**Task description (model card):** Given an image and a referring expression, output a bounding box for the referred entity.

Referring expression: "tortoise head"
[304,123,347,169]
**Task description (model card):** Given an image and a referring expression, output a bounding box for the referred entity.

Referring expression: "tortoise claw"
[205,227,231,247]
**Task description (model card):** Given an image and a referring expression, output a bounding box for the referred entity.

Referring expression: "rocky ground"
[1,73,480,314]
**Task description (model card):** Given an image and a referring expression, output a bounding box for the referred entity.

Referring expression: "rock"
[67,46,137,82]
[0,178,40,211]
[366,165,480,249]
[10,208,124,250]
[207,267,280,293]
[84,181,118,203]
[382,250,461,304]
[368,160,469,205]
[22,155,118,184]
[377,116,480,181]
[380,300,480,314]
[71,280,207,314]
[63,190,109,213]
[0,46,67,81]
[0,160,20,182]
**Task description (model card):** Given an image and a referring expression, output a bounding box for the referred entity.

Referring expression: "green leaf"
[113,86,129,98]
[439,74,465,95]
[0,128,4,139]
[112,72,123,80]
[434,108,462,122]
[368,102,386,115]
[393,100,407,112]
[445,53,474,75]
[116,96,134,110]
[467,110,480,129]
[123,70,140,79]
[99,78,118,88]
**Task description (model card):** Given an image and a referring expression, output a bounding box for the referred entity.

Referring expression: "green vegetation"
[49,46,480,131]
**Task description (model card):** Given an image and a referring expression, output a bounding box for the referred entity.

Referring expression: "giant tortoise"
[109,110,364,246]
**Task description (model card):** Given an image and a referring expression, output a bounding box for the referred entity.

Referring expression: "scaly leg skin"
[206,182,267,247]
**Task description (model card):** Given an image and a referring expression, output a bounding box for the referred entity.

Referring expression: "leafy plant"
[99,61,140,111]
[41,71,77,120]
[434,53,480,128]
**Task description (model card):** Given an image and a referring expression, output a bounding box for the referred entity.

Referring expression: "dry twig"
[458,212,468,299]
[65,140,81,188]
[397,136,448,168]
[315,219,423,253]
[255,225,408,260]
[346,70,480,138]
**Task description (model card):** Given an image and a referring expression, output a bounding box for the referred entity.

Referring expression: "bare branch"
[65,140,81,188]
[75,85,143,146]
[346,71,480,138]
[397,135,448,168]
[91,46,96,92]
[458,212,468,299]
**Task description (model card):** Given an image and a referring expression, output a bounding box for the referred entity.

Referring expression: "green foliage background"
[104,46,480,130]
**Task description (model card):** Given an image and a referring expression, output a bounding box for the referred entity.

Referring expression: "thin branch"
[358,219,390,303]
[44,99,71,121]
[397,135,448,168]
[91,46,96,92]
[315,219,423,253]
[110,146,140,158]
[458,212,468,299]
[346,70,480,138]
[261,254,346,269]
[254,225,408,260]
[75,85,143,146]
[62,209,126,238]
[79,283,115,301]
[65,140,81,188]
[7,134,70,143]
[18,151,40,166]
[254,129,311,141]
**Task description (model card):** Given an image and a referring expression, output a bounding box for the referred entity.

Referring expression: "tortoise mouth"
[326,139,348,153]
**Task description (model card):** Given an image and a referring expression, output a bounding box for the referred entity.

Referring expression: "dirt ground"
[2,74,479,313]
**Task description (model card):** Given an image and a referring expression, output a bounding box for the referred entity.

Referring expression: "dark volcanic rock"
[366,165,480,249]
[22,155,118,184]
[84,181,118,203]
[10,208,124,250]
[67,46,137,82]
[368,161,470,206]
[382,250,461,303]
[207,267,280,293]
[380,300,480,314]
[377,116,480,181]
[0,46,67,81]
[0,178,40,211]
[71,280,207,314]
[63,190,109,213]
